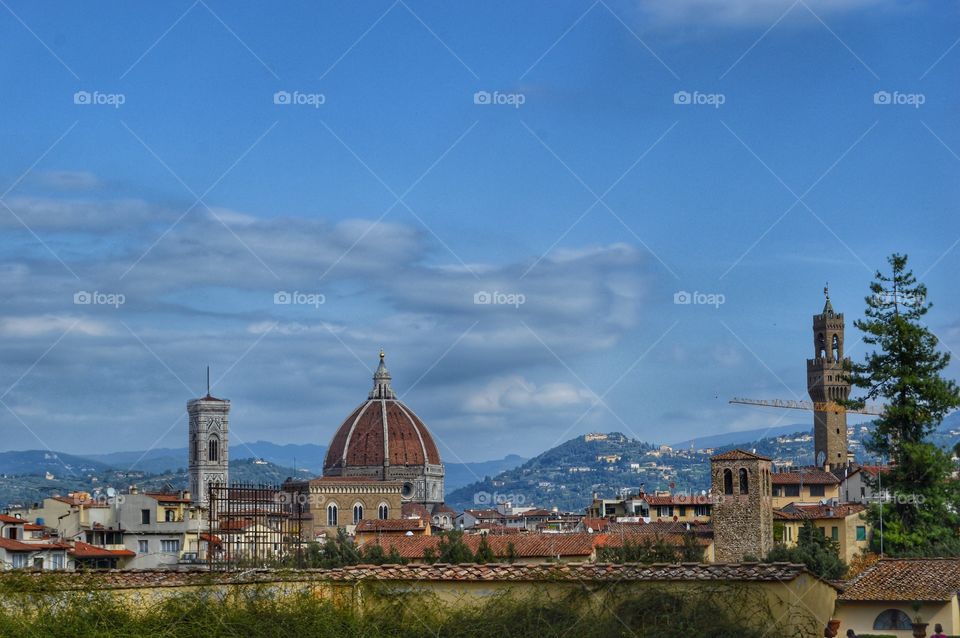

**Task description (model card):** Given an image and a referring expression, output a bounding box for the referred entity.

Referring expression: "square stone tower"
[807,288,851,470]
[711,449,773,562]
[188,390,230,507]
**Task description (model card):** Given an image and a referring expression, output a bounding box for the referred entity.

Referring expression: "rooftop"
[838,558,960,602]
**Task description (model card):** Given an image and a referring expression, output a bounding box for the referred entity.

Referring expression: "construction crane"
[729,397,884,416]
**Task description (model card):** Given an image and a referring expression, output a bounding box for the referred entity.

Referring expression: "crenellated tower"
[806,287,851,469]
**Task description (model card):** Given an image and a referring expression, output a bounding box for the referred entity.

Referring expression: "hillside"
[445,412,960,513]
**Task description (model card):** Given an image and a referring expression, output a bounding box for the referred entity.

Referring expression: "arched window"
[832,334,841,362]
[378,504,389,520]
[723,469,733,495]
[353,504,364,524]
[208,437,219,462]
[739,468,749,494]
[165,509,175,522]
[872,609,912,630]
[817,333,826,359]
[326,503,338,527]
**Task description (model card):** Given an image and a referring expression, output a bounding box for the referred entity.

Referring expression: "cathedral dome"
[323,353,443,502]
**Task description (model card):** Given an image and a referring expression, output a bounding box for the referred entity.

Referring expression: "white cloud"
[465,375,595,413]
[637,0,888,27]
[0,315,111,338]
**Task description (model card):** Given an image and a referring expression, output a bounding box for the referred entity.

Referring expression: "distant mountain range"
[0,442,527,507]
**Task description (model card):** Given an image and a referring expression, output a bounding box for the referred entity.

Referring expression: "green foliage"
[597,533,704,564]
[435,530,474,564]
[474,535,495,564]
[305,529,361,568]
[844,254,960,555]
[0,580,807,638]
[505,541,518,564]
[764,521,847,580]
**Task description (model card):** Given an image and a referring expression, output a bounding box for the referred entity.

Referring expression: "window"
[141,509,151,525]
[723,469,733,495]
[694,505,709,518]
[51,553,64,570]
[856,526,866,541]
[353,504,364,524]
[138,540,149,554]
[7,527,17,540]
[11,553,28,569]
[678,506,687,517]
[33,557,43,569]
[161,540,180,553]
[784,485,800,497]
[378,504,389,520]
[739,468,749,495]
[873,609,912,630]
[165,509,176,522]
[810,484,825,497]
[831,526,839,541]
[208,437,219,462]
[327,504,338,527]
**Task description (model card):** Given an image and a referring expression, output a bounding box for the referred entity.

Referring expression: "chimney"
[129,485,138,495]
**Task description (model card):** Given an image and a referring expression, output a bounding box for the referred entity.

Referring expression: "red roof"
[324,390,441,473]
[145,492,191,503]
[69,541,135,558]
[580,518,610,532]
[0,537,39,552]
[0,514,25,524]
[712,449,771,462]
[363,533,598,560]
[775,503,866,520]
[355,518,428,533]
[401,503,432,520]
[772,469,840,485]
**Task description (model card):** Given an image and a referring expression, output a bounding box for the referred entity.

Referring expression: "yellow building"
[774,503,869,563]
[836,558,960,636]
[771,469,840,509]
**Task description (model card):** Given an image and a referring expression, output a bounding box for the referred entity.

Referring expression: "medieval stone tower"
[188,375,230,507]
[711,450,773,562]
[806,287,851,469]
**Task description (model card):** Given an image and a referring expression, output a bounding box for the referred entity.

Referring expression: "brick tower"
[806,287,851,470]
[711,450,773,562]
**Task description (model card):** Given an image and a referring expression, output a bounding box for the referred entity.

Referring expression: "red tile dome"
[323,352,441,473]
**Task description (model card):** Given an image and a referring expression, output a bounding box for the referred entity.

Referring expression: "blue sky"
[0,0,958,465]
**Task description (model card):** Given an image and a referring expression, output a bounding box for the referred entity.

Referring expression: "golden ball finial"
[379,349,385,360]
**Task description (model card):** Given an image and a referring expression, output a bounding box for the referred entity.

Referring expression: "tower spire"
[206,366,211,397]
[822,283,834,314]
[369,350,396,399]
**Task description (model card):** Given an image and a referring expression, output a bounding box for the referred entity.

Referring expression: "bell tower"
[806,286,850,469]
[188,368,230,506]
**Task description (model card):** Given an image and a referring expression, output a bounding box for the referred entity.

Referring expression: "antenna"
[206,366,210,396]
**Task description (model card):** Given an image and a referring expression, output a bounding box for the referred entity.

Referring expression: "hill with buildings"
[446,413,960,513]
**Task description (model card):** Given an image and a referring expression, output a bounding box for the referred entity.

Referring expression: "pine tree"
[845,253,960,554]
[436,530,474,564]
[474,535,495,564]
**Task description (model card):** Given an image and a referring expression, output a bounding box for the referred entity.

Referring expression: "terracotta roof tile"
[711,449,772,462]
[8,563,819,589]
[838,558,960,602]
[355,518,427,533]
[772,470,840,485]
[69,541,135,558]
